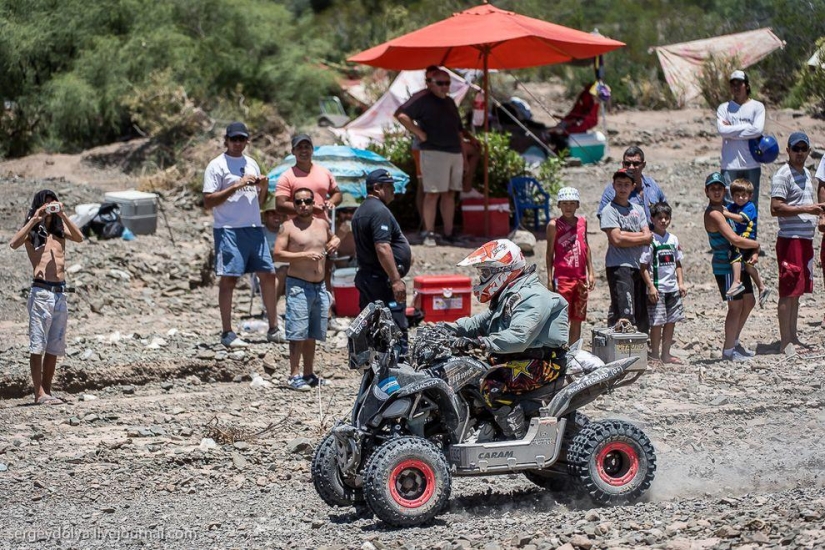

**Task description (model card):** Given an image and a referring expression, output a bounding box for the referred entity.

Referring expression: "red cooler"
[331,268,360,317]
[413,275,472,323]
[461,198,511,237]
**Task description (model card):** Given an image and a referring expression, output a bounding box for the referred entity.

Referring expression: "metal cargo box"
[591,327,648,369]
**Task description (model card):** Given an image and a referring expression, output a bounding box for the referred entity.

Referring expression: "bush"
[698,54,743,110]
[789,38,825,116]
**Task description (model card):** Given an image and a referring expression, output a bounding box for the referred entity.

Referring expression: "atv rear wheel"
[522,410,590,491]
[363,437,451,527]
[311,433,365,507]
[567,420,656,504]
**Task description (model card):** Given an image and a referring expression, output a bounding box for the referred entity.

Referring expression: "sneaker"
[423,233,437,247]
[443,233,465,244]
[266,327,287,344]
[726,282,745,298]
[758,288,772,308]
[221,331,249,348]
[722,349,751,362]
[734,343,756,357]
[287,375,311,392]
[303,373,330,387]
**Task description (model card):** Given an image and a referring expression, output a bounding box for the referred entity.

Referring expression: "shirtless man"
[10,190,83,405]
[274,187,340,391]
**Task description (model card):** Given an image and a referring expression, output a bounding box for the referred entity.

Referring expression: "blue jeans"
[723,168,761,212]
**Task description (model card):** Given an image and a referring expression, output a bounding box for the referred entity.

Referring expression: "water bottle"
[241,320,268,333]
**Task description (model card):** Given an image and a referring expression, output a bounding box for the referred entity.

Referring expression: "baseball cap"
[705,172,726,187]
[556,186,580,203]
[366,169,394,189]
[788,131,810,147]
[612,168,633,181]
[225,122,249,138]
[291,133,313,149]
[729,70,748,82]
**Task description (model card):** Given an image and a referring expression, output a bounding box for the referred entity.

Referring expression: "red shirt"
[553,215,588,279]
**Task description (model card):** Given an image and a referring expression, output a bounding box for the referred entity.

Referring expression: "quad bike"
[311,302,656,527]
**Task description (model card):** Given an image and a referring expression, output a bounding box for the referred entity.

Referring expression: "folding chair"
[507,176,551,231]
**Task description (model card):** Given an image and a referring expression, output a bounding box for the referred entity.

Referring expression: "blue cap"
[225,122,249,138]
[788,132,810,147]
[705,172,725,187]
[366,169,394,189]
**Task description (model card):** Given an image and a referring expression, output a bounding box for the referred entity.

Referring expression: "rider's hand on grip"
[453,337,483,352]
[435,322,456,333]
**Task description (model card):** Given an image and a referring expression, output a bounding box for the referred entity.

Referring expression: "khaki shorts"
[420,150,463,194]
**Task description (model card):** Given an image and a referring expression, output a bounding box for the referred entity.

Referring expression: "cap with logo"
[366,169,394,189]
[788,131,810,148]
[225,122,249,138]
[705,172,726,187]
[556,186,580,204]
[291,133,313,149]
[729,70,748,83]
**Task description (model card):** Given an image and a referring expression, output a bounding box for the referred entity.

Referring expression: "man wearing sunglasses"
[203,122,281,348]
[396,69,464,246]
[770,132,824,353]
[597,146,667,225]
[718,70,766,214]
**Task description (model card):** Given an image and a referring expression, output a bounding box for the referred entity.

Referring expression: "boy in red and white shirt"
[545,187,595,344]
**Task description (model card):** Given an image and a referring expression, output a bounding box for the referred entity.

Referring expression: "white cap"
[556,186,580,204]
[729,70,747,82]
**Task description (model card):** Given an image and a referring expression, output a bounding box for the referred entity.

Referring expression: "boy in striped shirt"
[640,202,686,364]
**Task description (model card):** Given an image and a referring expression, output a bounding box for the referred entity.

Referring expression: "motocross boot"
[492,404,526,439]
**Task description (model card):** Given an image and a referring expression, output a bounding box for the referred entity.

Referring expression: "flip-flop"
[35,395,65,405]
[663,356,684,365]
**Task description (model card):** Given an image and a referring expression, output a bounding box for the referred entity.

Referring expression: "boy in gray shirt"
[600,168,652,333]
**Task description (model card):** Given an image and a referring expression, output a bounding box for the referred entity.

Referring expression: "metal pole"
[483,51,490,237]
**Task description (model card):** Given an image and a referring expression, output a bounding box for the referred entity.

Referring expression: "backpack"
[82,202,125,240]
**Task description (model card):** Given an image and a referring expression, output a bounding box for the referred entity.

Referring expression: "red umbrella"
[349,2,625,234]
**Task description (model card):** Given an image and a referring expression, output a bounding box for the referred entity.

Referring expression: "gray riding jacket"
[449,267,569,354]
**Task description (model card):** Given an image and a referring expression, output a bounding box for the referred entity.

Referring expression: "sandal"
[35,395,65,405]
[662,356,684,365]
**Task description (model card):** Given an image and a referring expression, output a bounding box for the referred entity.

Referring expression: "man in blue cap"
[770,131,824,353]
[351,169,412,347]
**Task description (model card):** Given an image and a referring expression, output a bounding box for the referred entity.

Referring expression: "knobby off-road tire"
[567,420,656,505]
[363,436,451,527]
[523,410,591,491]
[311,433,365,507]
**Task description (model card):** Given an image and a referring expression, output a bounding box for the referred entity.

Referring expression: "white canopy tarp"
[808,43,825,69]
[652,28,785,106]
[330,69,471,148]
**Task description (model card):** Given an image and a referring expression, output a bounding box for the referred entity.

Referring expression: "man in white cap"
[717,70,766,214]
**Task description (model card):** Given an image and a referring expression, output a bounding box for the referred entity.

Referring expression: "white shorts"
[420,150,463,194]
[28,287,68,356]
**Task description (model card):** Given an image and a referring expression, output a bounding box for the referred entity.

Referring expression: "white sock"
[723,347,735,356]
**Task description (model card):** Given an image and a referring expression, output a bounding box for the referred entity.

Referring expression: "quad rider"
[444,239,569,439]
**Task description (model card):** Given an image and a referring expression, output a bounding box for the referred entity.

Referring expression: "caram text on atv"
[312,303,656,527]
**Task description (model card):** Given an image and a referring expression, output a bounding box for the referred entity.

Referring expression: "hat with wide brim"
[338,192,359,209]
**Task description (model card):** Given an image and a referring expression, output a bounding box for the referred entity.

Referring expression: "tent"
[330,69,471,149]
[652,28,785,106]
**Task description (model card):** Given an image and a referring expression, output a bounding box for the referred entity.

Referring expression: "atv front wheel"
[311,433,365,507]
[567,420,656,504]
[363,437,451,526]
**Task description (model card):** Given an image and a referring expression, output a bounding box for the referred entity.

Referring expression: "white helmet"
[458,239,526,303]
[556,186,580,204]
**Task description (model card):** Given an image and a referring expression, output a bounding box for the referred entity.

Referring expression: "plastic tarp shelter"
[330,69,470,149]
[652,28,785,106]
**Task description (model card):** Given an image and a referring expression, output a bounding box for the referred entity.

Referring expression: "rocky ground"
[1,107,825,549]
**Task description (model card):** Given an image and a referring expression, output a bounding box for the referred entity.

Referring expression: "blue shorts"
[285,277,329,341]
[213,227,275,277]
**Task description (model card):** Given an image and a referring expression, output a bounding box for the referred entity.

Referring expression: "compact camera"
[45,203,61,214]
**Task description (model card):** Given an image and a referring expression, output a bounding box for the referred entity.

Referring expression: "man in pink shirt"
[275,134,342,218]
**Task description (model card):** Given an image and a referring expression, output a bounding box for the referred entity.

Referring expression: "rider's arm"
[449,309,492,338]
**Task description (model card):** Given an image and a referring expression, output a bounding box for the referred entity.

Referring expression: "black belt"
[32,280,74,293]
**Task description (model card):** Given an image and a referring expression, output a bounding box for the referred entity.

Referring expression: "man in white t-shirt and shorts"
[815,154,825,327]
[203,122,282,347]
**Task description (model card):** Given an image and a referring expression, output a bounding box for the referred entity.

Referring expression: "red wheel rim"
[596,441,639,486]
[388,459,436,508]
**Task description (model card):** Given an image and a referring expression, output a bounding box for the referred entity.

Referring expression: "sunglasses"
[294,198,314,206]
[228,136,248,142]
[791,145,809,153]
[431,80,450,86]
[622,160,643,167]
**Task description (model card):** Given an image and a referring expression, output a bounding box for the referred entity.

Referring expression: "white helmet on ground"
[457,239,526,303]
[556,186,580,204]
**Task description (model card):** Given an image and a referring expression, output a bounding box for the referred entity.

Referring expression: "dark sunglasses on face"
[228,136,248,142]
[791,145,809,153]
[294,198,314,206]
[432,80,450,86]
[622,160,643,167]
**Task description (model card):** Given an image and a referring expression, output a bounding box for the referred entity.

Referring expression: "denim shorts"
[28,287,68,355]
[213,227,275,277]
[285,277,329,341]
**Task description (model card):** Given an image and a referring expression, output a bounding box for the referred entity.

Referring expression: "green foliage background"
[1,0,824,157]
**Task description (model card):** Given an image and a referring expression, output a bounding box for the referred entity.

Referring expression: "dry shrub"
[621,73,674,110]
[698,54,743,110]
[203,415,285,445]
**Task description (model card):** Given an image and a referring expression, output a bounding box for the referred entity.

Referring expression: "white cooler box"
[104,190,158,235]
[591,327,648,369]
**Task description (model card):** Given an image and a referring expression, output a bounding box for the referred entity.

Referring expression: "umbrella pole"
[483,52,490,237]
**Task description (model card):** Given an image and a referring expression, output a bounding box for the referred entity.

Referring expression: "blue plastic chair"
[507,176,551,231]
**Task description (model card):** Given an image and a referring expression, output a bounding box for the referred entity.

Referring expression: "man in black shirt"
[396,69,464,246]
[352,169,412,346]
